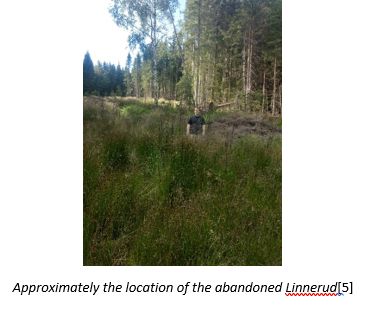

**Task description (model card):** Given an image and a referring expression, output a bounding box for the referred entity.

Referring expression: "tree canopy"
[83,0,282,114]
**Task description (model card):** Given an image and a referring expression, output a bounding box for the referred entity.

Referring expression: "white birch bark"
[271,57,277,116]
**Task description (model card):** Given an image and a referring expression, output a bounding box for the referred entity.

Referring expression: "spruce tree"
[83,52,95,95]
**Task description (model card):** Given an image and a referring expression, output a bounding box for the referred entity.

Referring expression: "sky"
[82,0,185,67]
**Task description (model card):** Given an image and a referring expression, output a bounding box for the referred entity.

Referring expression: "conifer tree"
[83,52,95,94]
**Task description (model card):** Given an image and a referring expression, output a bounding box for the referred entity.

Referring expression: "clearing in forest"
[83,97,282,266]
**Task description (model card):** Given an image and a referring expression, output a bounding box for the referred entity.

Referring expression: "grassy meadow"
[83,97,281,265]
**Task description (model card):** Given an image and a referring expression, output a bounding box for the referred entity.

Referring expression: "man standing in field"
[186,107,206,137]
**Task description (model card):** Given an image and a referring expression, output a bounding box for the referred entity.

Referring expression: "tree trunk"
[271,57,277,116]
[221,57,228,102]
[168,4,184,63]
[262,71,266,113]
[228,54,232,102]
[211,51,216,101]
[244,29,254,111]
[246,29,253,95]
[195,0,201,108]
[242,34,246,109]
[152,1,159,105]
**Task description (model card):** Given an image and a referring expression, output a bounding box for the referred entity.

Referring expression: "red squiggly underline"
[285,293,337,296]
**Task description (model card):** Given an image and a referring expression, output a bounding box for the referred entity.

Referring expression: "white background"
[79,0,130,66]
[0,0,372,312]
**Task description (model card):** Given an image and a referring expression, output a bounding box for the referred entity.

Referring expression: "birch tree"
[110,0,179,105]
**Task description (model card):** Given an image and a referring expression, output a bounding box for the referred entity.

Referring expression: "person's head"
[194,107,201,115]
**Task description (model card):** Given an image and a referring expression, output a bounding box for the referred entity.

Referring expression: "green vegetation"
[84,1,282,113]
[83,0,282,266]
[83,98,281,265]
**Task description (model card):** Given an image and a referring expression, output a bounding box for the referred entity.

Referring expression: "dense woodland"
[83,0,281,112]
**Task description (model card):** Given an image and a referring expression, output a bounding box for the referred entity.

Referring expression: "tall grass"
[83,99,281,265]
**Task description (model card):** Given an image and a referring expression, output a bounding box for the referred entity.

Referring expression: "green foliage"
[82,0,283,264]
[176,73,193,106]
[182,0,282,109]
[84,98,281,265]
[83,60,125,96]
[132,53,143,97]
[123,53,134,96]
[84,0,281,112]
[83,52,95,94]
[109,0,180,103]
